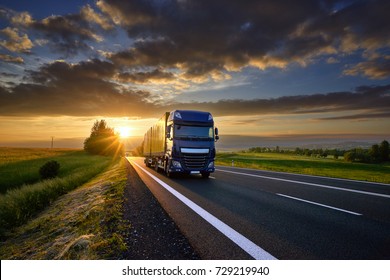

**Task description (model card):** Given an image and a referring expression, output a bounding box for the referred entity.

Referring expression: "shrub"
[39,160,60,179]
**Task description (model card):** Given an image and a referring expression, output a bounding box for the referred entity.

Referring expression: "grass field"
[216,152,390,184]
[0,148,114,237]
[0,148,106,194]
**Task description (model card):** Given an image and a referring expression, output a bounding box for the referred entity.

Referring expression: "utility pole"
[51,136,54,149]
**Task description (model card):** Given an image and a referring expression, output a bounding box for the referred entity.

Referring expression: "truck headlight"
[208,161,214,168]
[172,160,182,168]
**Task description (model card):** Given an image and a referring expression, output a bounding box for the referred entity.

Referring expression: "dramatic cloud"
[0,53,23,63]
[1,57,389,119]
[0,59,153,116]
[97,0,390,81]
[0,0,389,122]
[344,58,390,79]
[116,69,176,84]
[169,85,390,119]
[80,4,114,31]
[0,27,33,53]
[0,5,111,56]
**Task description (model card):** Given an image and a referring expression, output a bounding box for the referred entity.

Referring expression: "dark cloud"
[0,53,23,63]
[2,1,390,78]
[344,58,390,79]
[168,84,390,118]
[30,14,102,55]
[0,1,389,121]
[0,5,112,56]
[117,69,175,84]
[100,0,390,79]
[316,112,390,121]
[0,57,389,119]
[0,59,153,116]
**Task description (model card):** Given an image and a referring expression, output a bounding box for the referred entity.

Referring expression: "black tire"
[165,160,173,178]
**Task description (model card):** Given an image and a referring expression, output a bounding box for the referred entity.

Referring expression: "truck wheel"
[201,172,210,179]
[154,162,159,172]
[165,161,174,178]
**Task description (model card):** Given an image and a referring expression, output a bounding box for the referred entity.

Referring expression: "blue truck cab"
[143,110,219,178]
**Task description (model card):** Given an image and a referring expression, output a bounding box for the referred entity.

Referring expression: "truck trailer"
[143,110,219,178]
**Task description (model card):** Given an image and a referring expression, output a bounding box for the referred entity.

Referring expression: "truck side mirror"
[215,127,219,141]
[166,132,171,139]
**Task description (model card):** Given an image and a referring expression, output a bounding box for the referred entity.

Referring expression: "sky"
[0,0,389,148]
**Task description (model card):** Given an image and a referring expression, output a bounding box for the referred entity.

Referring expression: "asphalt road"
[127,157,390,260]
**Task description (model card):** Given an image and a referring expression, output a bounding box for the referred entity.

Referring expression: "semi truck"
[143,110,219,178]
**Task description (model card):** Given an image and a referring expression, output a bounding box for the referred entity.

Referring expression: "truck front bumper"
[169,159,215,174]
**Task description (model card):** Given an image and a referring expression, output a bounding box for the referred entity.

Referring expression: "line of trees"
[246,140,390,164]
[344,140,389,163]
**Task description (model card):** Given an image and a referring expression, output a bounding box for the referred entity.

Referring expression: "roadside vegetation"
[0,159,128,259]
[0,119,125,239]
[0,149,107,194]
[0,148,113,238]
[216,140,390,184]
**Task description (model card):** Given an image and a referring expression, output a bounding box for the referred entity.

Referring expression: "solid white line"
[218,169,390,199]
[276,193,362,216]
[131,160,277,260]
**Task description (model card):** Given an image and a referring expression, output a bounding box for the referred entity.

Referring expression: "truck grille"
[182,153,208,169]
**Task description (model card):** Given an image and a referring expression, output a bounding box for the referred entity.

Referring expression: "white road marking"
[218,169,390,199]
[131,160,277,260]
[218,165,390,186]
[277,193,362,216]
[209,176,216,179]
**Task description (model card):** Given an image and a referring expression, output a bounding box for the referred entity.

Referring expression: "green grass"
[0,148,114,238]
[216,152,390,184]
[0,159,128,259]
[0,148,105,193]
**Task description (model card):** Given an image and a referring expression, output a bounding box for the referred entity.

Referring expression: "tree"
[379,140,389,162]
[369,144,381,163]
[84,120,124,157]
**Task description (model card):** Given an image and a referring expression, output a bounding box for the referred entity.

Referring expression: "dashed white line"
[277,193,362,216]
[218,168,390,199]
[131,160,277,260]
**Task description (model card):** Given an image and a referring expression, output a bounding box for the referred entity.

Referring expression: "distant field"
[0,148,113,236]
[216,152,390,184]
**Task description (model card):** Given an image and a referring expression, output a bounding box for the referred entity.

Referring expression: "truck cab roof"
[168,110,214,124]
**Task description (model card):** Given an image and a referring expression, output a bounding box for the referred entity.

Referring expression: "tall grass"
[0,149,113,238]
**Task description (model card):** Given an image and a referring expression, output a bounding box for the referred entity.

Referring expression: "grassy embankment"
[0,148,118,239]
[216,152,390,184]
[0,148,128,259]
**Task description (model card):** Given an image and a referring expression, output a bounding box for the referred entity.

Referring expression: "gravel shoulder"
[121,160,200,259]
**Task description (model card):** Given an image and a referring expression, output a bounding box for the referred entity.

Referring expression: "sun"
[117,126,132,138]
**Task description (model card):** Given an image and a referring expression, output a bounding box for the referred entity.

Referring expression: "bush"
[39,160,60,179]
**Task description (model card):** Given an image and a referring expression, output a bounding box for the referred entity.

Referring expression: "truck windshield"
[174,125,213,140]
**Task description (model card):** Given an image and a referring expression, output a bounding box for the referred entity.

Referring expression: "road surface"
[127,157,390,260]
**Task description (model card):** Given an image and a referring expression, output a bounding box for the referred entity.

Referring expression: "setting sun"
[117,126,132,138]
